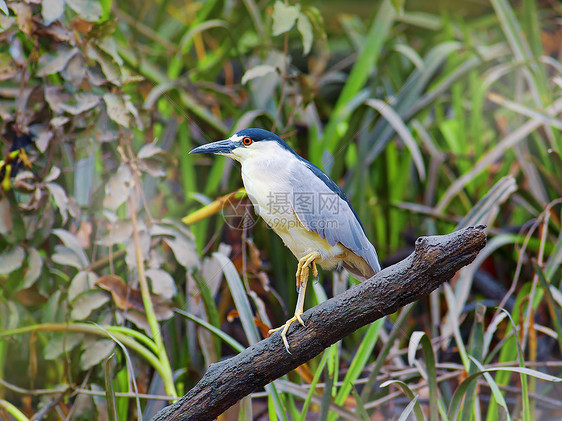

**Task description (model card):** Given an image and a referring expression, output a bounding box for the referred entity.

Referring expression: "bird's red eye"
[242,137,252,146]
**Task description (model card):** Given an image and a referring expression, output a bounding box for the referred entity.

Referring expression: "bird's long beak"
[189,139,236,155]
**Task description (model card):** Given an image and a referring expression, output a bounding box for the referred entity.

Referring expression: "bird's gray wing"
[288,160,381,275]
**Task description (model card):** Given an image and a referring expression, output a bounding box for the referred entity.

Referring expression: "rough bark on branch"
[154,226,487,421]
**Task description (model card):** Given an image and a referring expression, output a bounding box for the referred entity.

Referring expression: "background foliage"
[0,0,561,419]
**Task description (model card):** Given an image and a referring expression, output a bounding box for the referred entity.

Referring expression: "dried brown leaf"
[11,3,33,35]
[0,197,13,235]
[0,52,17,81]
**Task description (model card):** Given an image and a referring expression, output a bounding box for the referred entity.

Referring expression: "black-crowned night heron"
[190,128,381,352]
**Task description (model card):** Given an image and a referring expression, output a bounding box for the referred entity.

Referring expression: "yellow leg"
[269,251,321,352]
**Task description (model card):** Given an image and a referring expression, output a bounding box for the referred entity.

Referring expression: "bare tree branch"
[153,226,487,421]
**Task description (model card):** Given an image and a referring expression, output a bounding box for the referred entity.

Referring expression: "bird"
[190,128,381,352]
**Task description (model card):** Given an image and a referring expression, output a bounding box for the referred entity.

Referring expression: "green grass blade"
[298,347,330,421]
[212,252,286,418]
[456,175,517,229]
[351,387,370,421]
[239,396,252,421]
[365,41,462,163]
[408,331,441,421]
[398,395,420,421]
[213,252,260,345]
[449,370,508,421]
[490,0,532,62]
[0,399,30,421]
[361,304,414,400]
[104,354,118,421]
[443,284,470,369]
[327,319,383,421]
[320,369,334,421]
[545,225,562,281]
[192,273,222,357]
[533,262,562,353]
[365,99,426,180]
[380,380,425,421]
[319,0,396,163]
[461,305,485,421]
[174,309,245,353]
[453,364,562,420]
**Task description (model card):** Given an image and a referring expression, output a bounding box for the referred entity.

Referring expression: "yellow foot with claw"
[271,251,321,353]
[295,251,321,291]
[268,312,305,353]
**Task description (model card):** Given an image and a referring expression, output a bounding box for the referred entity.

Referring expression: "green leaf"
[0,0,8,15]
[103,93,131,128]
[37,48,78,76]
[68,271,98,301]
[0,246,24,275]
[65,0,102,21]
[70,290,110,320]
[241,64,277,85]
[80,339,115,369]
[297,13,313,55]
[398,396,420,421]
[45,183,70,223]
[272,1,300,36]
[22,248,43,289]
[390,0,405,13]
[44,333,84,360]
[52,229,90,267]
[42,0,65,25]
